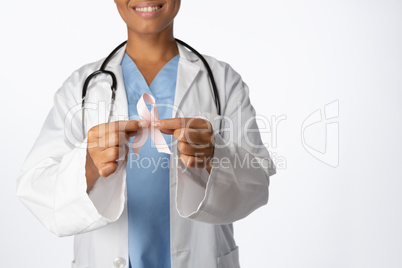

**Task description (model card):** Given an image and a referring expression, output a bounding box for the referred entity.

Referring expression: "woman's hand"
[85,120,144,192]
[154,118,215,173]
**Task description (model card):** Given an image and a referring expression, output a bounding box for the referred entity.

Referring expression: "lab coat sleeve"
[16,74,125,237]
[176,63,276,224]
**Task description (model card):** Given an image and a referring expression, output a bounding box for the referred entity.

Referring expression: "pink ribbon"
[130,93,172,157]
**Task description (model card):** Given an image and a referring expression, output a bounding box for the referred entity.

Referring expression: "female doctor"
[17,0,276,267]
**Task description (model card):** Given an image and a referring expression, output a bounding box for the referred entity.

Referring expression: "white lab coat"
[17,41,276,268]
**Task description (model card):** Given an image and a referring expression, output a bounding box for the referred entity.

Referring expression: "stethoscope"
[81,39,221,138]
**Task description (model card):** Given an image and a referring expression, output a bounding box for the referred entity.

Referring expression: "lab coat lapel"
[174,43,201,118]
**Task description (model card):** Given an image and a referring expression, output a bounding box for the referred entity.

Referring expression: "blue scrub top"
[121,53,180,268]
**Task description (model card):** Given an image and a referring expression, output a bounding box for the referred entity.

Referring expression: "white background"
[1,0,402,267]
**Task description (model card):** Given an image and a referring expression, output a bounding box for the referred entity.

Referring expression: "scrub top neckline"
[122,53,180,91]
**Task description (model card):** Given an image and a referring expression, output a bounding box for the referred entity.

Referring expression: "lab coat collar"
[103,40,202,119]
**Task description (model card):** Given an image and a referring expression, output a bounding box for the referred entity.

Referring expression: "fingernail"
[152,120,160,127]
[138,121,148,127]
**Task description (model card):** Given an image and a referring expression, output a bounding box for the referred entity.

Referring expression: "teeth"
[135,5,161,12]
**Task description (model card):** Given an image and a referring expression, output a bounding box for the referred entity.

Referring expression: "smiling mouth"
[134,4,164,12]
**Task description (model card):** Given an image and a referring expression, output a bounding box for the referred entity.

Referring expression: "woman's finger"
[123,120,146,133]
[91,146,127,168]
[97,132,131,149]
[126,131,139,138]
[173,128,213,146]
[156,118,211,130]
[97,132,118,149]
[177,141,212,157]
[88,120,144,139]
[158,128,175,135]
[102,146,127,163]
[98,162,118,178]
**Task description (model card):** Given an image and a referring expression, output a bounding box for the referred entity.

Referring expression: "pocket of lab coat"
[217,246,240,268]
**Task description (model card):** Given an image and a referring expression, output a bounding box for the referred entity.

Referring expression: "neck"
[125,23,179,63]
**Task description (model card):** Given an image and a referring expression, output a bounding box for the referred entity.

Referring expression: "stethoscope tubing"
[81,39,221,138]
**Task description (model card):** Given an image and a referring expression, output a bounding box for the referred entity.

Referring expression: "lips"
[133,2,164,10]
[132,2,165,17]
[135,5,163,12]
